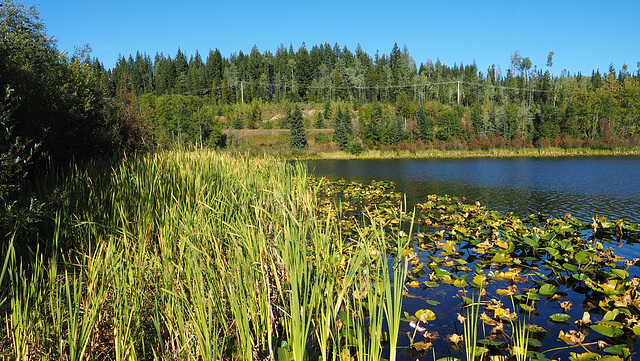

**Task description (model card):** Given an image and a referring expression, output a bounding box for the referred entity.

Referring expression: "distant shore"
[292,146,640,160]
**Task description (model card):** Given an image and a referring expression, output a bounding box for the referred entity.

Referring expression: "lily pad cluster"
[312,178,640,360]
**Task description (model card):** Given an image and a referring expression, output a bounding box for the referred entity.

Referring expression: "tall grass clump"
[1,149,413,360]
[463,290,483,361]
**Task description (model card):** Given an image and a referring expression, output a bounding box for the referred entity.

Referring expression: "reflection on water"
[308,156,640,360]
[307,156,640,221]
[307,155,640,258]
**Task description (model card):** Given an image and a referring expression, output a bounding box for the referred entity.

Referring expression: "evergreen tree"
[289,105,308,148]
[416,104,434,141]
[342,106,353,136]
[314,110,324,128]
[362,102,382,143]
[333,107,349,149]
[323,101,332,119]
[437,109,461,141]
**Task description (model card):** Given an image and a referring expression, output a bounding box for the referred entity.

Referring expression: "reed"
[377,211,412,361]
[509,295,530,361]
[463,290,482,361]
[2,149,414,360]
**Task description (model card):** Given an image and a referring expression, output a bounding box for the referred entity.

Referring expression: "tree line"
[101,41,640,151]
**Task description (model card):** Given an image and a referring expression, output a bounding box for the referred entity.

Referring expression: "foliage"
[0,1,118,162]
[333,107,350,149]
[347,136,365,155]
[1,152,416,360]
[0,86,41,237]
[289,105,308,148]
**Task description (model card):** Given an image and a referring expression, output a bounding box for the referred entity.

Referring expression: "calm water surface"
[307,155,640,223]
[308,155,640,360]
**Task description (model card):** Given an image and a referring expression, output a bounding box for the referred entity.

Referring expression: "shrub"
[347,137,365,155]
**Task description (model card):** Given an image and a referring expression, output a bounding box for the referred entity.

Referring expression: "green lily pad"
[539,283,557,297]
[610,269,629,279]
[520,303,536,313]
[603,344,629,356]
[478,339,502,346]
[453,278,468,288]
[528,338,542,347]
[590,324,624,338]
[423,281,440,288]
[522,236,539,248]
[572,273,589,281]
[550,313,571,322]
[562,263,579,272]
[603,309,619,321]
[575,250,595,264]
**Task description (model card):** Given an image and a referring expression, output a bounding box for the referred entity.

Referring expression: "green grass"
[1,150,413,360]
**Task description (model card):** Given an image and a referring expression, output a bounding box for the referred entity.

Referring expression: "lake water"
[307,155,640,360]
[307,155,640,226]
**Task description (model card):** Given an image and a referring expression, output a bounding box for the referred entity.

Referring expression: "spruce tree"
[333,107,349,149]
[342,107,353,136]
[314,110,324,128]
[289,105,308,148]
[323,101,332,119]
[416,104,434,141]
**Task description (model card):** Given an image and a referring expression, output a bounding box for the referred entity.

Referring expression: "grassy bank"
[300,146,640,160]
[0,150,410,360]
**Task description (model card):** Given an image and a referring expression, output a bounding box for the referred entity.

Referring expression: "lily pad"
[575,250,595,264]
[477,339,502,346]
[590,324,624,338]
[603,344,630,356]
[539,283,557,297]
[549,313,571,322]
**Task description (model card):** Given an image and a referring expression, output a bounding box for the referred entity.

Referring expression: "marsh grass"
[509,296,530,361]
[463,290,483,361]
[1,150,414,360]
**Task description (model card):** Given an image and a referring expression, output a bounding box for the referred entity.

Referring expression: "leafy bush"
[314,132,331,144]
[347,137,365,155]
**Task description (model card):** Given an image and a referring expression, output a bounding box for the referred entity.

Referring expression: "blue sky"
[37,0,639,76]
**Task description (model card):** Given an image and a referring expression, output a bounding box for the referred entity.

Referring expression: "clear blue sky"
[37,0,639,76]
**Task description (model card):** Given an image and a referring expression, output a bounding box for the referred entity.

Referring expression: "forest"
[103,43,640,152]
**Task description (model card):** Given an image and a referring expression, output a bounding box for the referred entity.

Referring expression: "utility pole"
[457,81,460,104]
[241,81,244,104]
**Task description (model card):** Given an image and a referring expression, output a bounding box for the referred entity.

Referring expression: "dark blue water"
[307,155,640,223]
[308,155,640,360]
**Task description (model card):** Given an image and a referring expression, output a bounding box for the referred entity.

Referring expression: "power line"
[181,79,553,96]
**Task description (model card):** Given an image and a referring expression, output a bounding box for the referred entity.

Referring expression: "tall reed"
[2,150,414,360]
[463,290,482,361]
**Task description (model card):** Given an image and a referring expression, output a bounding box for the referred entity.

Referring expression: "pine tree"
[416,104,434,141]
[289,105,308,148]
[323,101,332,119]
[333,107,348,149]
[314,110,324,128]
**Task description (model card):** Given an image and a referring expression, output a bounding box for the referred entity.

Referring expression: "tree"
[333,107,349,149]
[437,109,461,141]
[1,1,118,162]
[416,104,434,141]
[546,51,554,71]
[289,105,308,148]
[1,85,41,236]
[314,110,324,128]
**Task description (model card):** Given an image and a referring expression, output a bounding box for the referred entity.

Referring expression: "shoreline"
[291,146,640,161]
